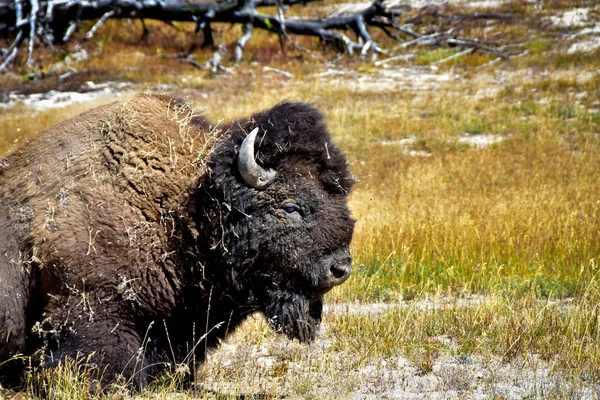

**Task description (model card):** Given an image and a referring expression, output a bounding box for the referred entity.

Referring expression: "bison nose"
[329,260,352,287]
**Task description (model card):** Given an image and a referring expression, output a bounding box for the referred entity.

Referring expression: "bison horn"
[238,127,276,190]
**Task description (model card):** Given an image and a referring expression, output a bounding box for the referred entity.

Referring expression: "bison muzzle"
[0,93,355,389]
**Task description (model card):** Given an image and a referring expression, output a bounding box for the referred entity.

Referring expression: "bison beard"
[0,94,355,389]
[264,292,323,343]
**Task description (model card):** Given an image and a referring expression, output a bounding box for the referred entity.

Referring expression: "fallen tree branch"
[0,0,519,72]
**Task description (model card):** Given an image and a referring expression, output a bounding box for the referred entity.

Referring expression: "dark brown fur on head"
[196,101,355,342]
[0,95,355,389]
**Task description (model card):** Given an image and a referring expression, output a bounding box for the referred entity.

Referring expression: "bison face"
[234,106,355,343]
[243,160,355,343]
[201,102,355,343]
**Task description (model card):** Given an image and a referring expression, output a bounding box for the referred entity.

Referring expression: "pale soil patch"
[319,66,460,92]
[379,133,506,154]
[567,31,600,54]
[379,136,433,157]
[549,8,591,28]
[320,65,597,96]
[0,81,135,111]
[547,6,600,55]
[324,296,487,315]
[458,134,505,148]
[354,353,596,400]
[0,60,593,119]
[199,299,592,400]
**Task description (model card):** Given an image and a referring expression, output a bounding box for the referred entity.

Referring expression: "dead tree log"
[0,0,519,72]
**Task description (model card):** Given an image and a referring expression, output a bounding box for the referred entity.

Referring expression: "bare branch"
[26,0,39,67]
[235,23,253,62]
[397,32,444,49]
[206,45,232,74]
[180,55,204,69]
[1,30,25,72]
[374,52,416,66]
[447,38,509,59]
[15,0,25,27]
[396,25,421,39]
[263,66,293,79]
[62,21,77,42]
[475,56,502,70]
[276,0,315,58]
[84,9,116,41]
[431,47,473,65]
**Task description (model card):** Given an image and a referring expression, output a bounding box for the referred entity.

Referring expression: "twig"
[356,16,387,59]
[509,50,528,59]
[374,52,416,66]
[70,8,116,53]
[431,47,473,65]
[339,33,361,56]
[84,9,115,41]
[161,51,216,71]
[373,23,405,42]
[180,55,204,69]
[61,0,84,42]
[397,32,443,49]
[45,0,57,21]
[475,56,502,70]
[235,22,253,62]
[447,38,509,59]
[58,66,77,80]
[564,26,600,40]
[63,21,78,42]
[0,30,25,72]
[274,0,315,58]
[206,46,232,74]
[263,66,293,79]
[396,25,421,39]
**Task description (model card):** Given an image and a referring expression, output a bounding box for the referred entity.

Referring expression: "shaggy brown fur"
[0,93,355,389]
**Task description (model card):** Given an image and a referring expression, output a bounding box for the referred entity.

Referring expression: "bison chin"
[263,292,323,343]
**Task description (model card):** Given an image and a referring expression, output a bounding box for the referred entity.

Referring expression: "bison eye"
[282,203,300,214]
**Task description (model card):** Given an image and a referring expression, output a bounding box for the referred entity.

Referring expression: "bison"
[0,93,355,388]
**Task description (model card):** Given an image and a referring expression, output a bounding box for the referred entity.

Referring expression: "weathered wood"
[0,0,516,72]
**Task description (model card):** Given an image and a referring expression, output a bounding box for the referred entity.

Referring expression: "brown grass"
[1,0,600,397]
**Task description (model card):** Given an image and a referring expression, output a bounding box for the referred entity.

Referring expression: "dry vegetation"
[1,0,600,398]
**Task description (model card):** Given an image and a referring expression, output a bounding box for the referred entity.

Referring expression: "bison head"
[196,102,355,343]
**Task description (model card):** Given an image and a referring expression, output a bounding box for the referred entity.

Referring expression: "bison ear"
[237,127,277,190]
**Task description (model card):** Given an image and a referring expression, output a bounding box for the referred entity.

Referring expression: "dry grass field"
[1,0,599,398]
